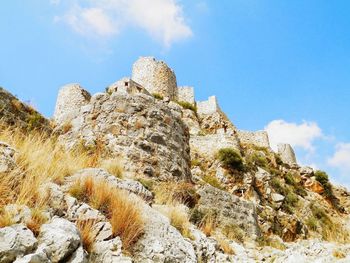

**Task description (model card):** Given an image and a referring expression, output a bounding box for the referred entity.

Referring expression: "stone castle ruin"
[53,56,299,178]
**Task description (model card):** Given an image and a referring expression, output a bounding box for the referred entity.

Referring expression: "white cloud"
[265,120,323,152]
[328,143,350,172]
[55,6,116,37]
[53,0,192,47]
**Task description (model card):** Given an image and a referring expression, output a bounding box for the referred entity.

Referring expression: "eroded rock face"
[196,185,260,240]
[38,218,81,262]
[0,224,37,263]
[58,92,191,181]
[133,204,196,263]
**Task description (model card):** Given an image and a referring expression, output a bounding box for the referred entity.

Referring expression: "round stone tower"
[132,57,177,100]
[53,83,91,125]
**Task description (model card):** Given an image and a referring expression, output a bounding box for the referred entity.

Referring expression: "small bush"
[315,170,329,185]
[306,217,318,231]
[284,173,296,186]
[152,93,163,100]
[189,208,206,225]
[247,152,268,168]
[217,148,244,171]
[176,101,197,112]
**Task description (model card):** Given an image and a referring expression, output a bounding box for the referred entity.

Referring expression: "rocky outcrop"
[0,225,37,263]
[133,204,197,263]
[57,91,191,181]
[196,185,260,240]
[0,87,50,131]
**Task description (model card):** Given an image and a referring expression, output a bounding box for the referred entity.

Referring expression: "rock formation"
[1,56,350,262]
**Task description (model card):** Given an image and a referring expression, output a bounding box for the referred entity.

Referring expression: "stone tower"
[53,83,91,125]
[131,57,177,100]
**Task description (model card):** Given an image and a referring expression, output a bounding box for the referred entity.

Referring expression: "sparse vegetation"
[26,208,47,236]
[69,177,144,251]
[100,159,123,178]
[217,238,235,255]
[257,236,286,250]
[152,93,163,100]
[246,152,268,168]
[217,148,244,171]
[199,212,217,237]
[222,223,245,243]
[176,101,197,112]
[202,174,224,190]
[137,178,155,191]
[0,209,14,228]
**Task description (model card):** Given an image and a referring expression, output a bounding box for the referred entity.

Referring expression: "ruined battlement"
[196,96,221,117]
[132,57,177,100]
[177,86,195,105]
[237,130,270,148]
[107,77,150,96]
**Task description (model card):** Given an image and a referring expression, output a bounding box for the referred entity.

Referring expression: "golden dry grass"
[76,219,96,253]
[100,159,124,179]
[217,238,235,255]
[0,126,123,211]
[154,182,199,207]
[0,209,14,228]
[26,208,47,237]
[200,213,217,237]
[69,177,144,251]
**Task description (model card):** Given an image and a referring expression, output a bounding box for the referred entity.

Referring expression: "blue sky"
[1,0,350,188]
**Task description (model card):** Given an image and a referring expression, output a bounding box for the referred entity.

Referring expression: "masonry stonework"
[177,86,195,105]
[237,130,271,148]
[53,83,91,125]
[132,57,177,100]
[196,96,220,117]
[107,77,150,96]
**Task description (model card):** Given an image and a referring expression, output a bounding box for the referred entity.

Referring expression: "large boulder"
[57,92,191,181]
[196,185,260,241]
[38,218,81,262]
[133,204,196,263]
[0,224,37,263]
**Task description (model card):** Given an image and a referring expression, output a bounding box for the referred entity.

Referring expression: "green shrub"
[152,93,164,100]
[315,170,329,186]
[176,101,197,112]
[306,217,318,231]
[248,152,268,168]
[189,208,205,225]
[284,192,298,207]
[284,173,296,186]
[202,174,224,190]
[315,170,336,201]
[137,178,154,191]
[217,148,244,171]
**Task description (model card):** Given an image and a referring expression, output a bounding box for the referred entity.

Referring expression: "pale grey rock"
[271,193,285,203]
[196,185,260,240]
[91,221,113,242]
[66,246,87,263]
[278,144,297,167]
[14,245,51,263]
[188,226,217,263]
[57,91,191,181]
[181,109,201,135]
[53,83,91,125]
[177,86,195,105]
[299,166,314,177]
[38,218,81,263]
[90,237,132,263]
[0,141,16,173]
[3,204,32,224]
[133,204,196,263]
[66,168,153,202]
[0,224,37,263]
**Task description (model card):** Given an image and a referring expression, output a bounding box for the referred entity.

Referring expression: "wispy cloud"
[53,0,192,47]
[265,119,323,152]
[328,143,350,172]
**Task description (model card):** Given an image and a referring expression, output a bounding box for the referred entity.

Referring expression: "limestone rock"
[38,218,81,262]
[0,141,16,173]
[133,204,196,263]
[299,166,314,177]
[188,226,217,263]
[53,83,91,125]
[196,185,260,240]
[277,144,297,167]
[0,224,37,263]
[271,193,285,203]
[57,92,191,181]
[90,237,132,263]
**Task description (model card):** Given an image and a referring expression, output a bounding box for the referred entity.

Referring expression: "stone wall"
[57,91,191,181]
[107,77,150,96]
[196,96,220,117]
[237,130,270,148]
[177,86,195,105]
[190,134,240,157]
[53,83,91,125]
[132,57,177,100]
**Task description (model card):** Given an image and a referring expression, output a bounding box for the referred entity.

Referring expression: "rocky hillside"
[0,57,350,263]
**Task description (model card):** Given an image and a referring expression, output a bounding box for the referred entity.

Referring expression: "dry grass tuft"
[217,238,235,255]
[26,208,47,236]
[333,249,346,259]
[0,126,115,211]
[0,209,14,228]
[200,213,217,237]
[69,177,144,251]
[100,159,123,179]
[76,219,96,253]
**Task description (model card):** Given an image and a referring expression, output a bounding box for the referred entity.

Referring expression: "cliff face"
[0,57,350,263]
